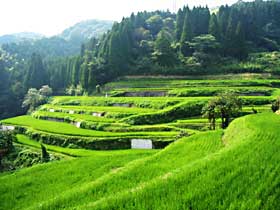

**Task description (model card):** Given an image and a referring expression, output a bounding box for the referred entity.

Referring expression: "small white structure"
[0,125,15,131]
[75,122,81,128]
[92,112,104,117]
[131,139,153,149]
[49,109,55,113]
[69,110,75,114]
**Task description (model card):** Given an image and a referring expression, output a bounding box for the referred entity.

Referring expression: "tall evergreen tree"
[153,29,177,67]
[235,21,248,60]
[24,53,47,89]
[175,8,185,41]
[209,14,221,40]
[71,57,81,86]
[80,51,95,90]
[180,10,193,43]
[108,30,122,74]
[87,61,97,92]
[218,5,231,39]
[0,60,9,117]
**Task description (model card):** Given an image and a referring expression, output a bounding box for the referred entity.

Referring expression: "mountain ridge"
[0,32,45,45]
[0,19,114,46]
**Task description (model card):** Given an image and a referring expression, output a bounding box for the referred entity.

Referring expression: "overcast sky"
[0,0,242,36]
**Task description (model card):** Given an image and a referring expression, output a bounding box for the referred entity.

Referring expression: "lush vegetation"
[2,116,177,138]
[1,74,276,152]
[1,1,280,208]
[2,1,280,119]
[0,131,62,171]
[46,0,280,92]
[0,20,113,119]
[1,113,280,209]
[16,134,157,157]
[0,136,156,210]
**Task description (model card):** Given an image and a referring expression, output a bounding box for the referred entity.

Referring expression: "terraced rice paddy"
[1,113,280,209]
[1,76,280,209]
[1,76,277,151]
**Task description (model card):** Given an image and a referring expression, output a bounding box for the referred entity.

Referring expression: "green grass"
[16,135,158,157]
[2,76,280,209]
[32,111,116,123]
[51,95,274,108]
[2,116,178,138]
[41,104,157,114]
[0,144,157,210]
[1,112,280,210]
[168,86,275,97]
[32,111,188,133]
[242,105,272,113]
[106,77,280,89]
[51,96,185,109]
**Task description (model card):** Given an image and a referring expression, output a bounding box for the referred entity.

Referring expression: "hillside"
[1,73,280,209]
[1,1,280,208]
[59,19,114,43]
[38,0,280,94]
[0,19,114,119]
[0,32,44,45]
[1,113,279,209]
[2,0,280,120]
[0,19,113,59]
[1,75,276,148]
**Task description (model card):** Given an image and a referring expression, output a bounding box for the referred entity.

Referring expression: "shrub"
[123,101,206,125]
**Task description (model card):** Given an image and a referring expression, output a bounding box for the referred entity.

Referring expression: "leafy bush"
[22,129,172,150]
[123,101,206,125]
[0,131,15,154]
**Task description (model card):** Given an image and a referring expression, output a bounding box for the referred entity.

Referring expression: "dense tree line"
[48,0,280,93]
[1,0,280,119]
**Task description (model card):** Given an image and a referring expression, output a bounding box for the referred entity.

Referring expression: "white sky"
[0,0,240,36]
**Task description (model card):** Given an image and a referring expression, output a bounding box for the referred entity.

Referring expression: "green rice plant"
[122,101,206,125]
[0,141,157,210]
[1,113,280,210]
[41,104,156,115]
[32,111,115,123]
[51,96,184,109]
[29,114,280,209]
[1,116,178,138]
[16,134,158,157]
[168,86,275,97]
[21,128,172,150]
[106,77,280,89]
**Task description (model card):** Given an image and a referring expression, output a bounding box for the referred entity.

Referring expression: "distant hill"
[0,32,44,45]
[59,19,114,44]
[0,19,114,59]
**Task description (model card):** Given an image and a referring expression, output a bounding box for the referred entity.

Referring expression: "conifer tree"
[153,29,177,67]
[71,57,81,86]
[24,53,47,89]
[175,8,185,41]
[209,14,220,40]
[180,10,193,43]
[235,21,248,60]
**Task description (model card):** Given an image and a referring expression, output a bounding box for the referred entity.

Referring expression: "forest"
[1,0,280,119]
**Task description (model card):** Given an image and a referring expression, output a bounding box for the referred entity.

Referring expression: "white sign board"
[131,139,153,149]
[69,110,75,114]
[49,109,55,113]
[75,122,81,128]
